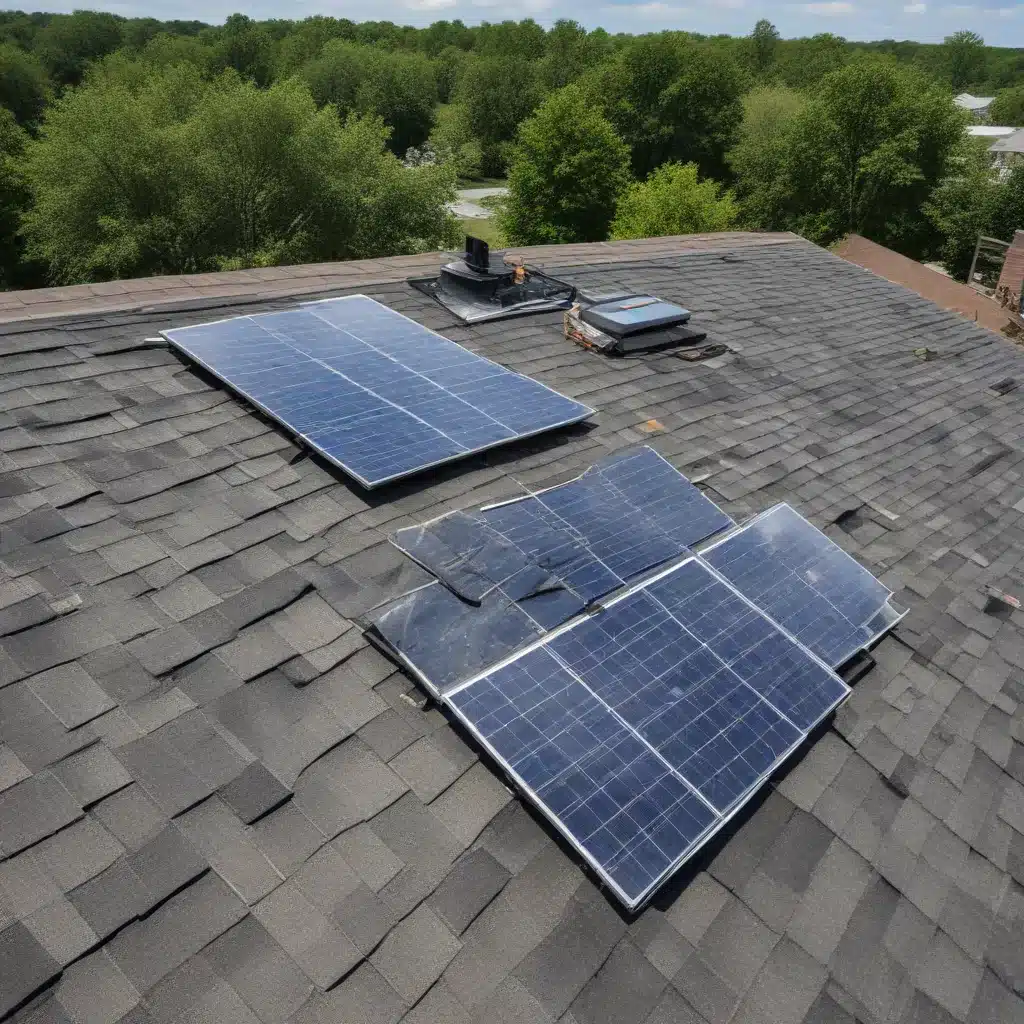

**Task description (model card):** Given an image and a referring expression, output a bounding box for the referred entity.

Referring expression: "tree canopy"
[19,63,457,283]
[989,86,1024,126]
[782,57,966,254]
[611,162,738,239]
[0,12,1016,289]
[500,84,631,245]
[727,84,805,230]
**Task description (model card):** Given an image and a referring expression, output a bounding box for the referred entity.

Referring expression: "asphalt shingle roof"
[1,234,1024,1024]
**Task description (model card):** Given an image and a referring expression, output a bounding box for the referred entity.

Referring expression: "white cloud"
[406,0,456,8]
[984,5,1016,14]
[802,1,854,11]
[629,1,690,11]
[903,2,926,11]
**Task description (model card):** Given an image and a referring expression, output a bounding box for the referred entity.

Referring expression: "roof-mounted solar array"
[447,556,849,908]
[367,447,735,695]
[161,295,592,489]
[366,445,902,909]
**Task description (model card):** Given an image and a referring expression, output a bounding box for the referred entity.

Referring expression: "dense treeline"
[0,10,1020,288]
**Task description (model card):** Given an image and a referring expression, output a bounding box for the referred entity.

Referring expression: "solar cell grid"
[475,446,734,602]
[700,503,901,667]
[448,556,849,907]
[162,295,592,489]
[447,647,717,904]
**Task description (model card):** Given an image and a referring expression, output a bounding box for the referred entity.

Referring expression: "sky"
[12,0,1024,47]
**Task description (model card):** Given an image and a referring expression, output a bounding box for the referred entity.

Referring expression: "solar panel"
[448,556,849,908]
[699,503,902,667]
[475,446,733,601]
[161,296,593,489]
[448,647,718,905]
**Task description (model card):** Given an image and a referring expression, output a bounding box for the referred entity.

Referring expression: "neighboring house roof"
[956,92,996,110]
[0,234,1023,1024]
[990,126,1024,153]
[968,125,1019,138]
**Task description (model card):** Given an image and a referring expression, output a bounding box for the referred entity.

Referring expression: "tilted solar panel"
[699,503,904,668]
[161,295,593,489]
[447,557,849,908]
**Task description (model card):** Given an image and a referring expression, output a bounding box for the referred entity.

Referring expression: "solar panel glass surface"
[699,504,896,667]
[161,296,592,488]
[448,557,849,907]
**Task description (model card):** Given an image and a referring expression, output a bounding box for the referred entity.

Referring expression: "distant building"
[955,92,996,120]
[989,127,1024,173]
[967,125,1018,139]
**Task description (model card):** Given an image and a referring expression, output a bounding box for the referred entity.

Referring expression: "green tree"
[776,33,848,89]
[302,39,367,112]
[122,18,162,51]
[211,14,273,87]
[19,64,457,284]
[588,36,744,180]
[355,48,437,155]
[727,84,805,229]
[459,55,542,176]
[33,11,124,88]
[924,138,1000,280]
[429,102,481,179]
[749,19,779,75]
[538,21,609,91]
[141,32,215,73]
[500,84,631,245]
[433,45,466,104]
[988,86,1024,126]
[611,162,737,239]
[418,20,472,57]
[783,56,965,254]
[475,20,546,60]
[0,106,36,287]
[0,43,50,126]
[275,16,353,76]
[944,30,985,92]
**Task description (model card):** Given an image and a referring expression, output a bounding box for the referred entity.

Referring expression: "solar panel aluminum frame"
[697,502,908,666]
[443,554,850,911]
[161,295,595,491]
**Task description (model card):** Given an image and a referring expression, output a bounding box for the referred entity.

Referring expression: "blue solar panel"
[448,557,848,907]
[699,504,898,667]
[475,446,733,602]
[447,647,717,904]
[161,296,593,489]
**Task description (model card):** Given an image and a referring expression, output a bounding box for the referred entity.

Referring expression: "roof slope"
[1,235,1024,1024]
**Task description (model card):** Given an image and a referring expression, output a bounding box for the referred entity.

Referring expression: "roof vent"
[409,236,575,323]
[566,294,709,355]
[464,235,490,274]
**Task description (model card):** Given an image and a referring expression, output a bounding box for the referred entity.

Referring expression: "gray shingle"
[218,760,290,825]
[56,949,140,1024]
[129,822,207,909]
[0,771,81,857]
[106,871,247,992]
[23,896,98,966]
[27,662,116,729]
[513,891,624,1018]
[430,849,510,936]
[370,904,461,1003]
[51,743,133,808]
[68,857,148,940]
[204,916,313,1024]
[0,921,62,1018]
[568,940,666,1024]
